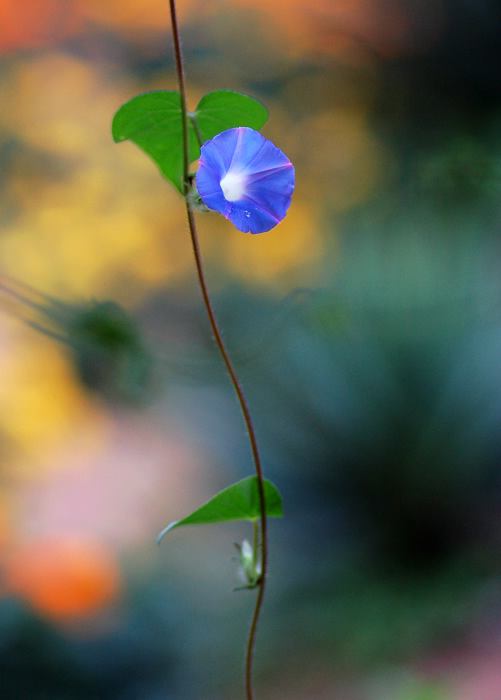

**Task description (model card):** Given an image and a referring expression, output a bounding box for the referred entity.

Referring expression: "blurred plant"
[111,1,293,697]
[54,300,152,404]
[417,135,501,207]
[395,679,450,700]
[0,275,153,405]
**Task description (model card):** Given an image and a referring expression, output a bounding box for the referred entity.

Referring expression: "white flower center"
[220,171,247,202]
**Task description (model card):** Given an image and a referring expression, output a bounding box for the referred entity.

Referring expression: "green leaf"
[193,90,268,143]
[157,476,283,543]
[111,90,199,193]
[112,89,268,192]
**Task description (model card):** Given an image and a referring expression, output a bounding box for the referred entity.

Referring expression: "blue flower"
[196,127,295,234]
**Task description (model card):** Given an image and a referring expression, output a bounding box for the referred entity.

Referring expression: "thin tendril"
[166,2,268,698]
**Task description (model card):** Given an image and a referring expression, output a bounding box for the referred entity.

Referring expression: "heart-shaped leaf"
[112,90,268,192]
[112,90,199,193]
[193,90,268,143]
[157,476,283,543]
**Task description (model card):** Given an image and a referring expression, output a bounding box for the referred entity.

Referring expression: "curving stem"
[167,1,269,698]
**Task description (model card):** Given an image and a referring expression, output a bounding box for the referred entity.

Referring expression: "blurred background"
[1,1,501,698]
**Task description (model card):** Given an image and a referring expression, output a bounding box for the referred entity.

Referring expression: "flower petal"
[226,201,281,234]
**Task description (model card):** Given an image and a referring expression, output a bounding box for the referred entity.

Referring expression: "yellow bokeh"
[1,53,109,155]
[0,186,192,303]
[215,201,323,288]
[0,320,101,475]
[292,110,389,211]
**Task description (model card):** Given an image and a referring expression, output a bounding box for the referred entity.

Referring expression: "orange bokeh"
[0,498,9,557]
[0,0,208,54]
[0,0,82,53]
[78,0,201,33]
[0,0,443,59]
[4,536,121,621]
[229,0,442,59]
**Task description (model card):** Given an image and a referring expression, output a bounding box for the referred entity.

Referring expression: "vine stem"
[167,2,268,698]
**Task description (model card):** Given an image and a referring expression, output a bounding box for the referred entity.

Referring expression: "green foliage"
[38,299,152,404]
[157,476,283,543]
[112,90,268,192]
[417,136,500,205]
[65,301,152,403]
[112,91,198,193]
[193,90,268,142]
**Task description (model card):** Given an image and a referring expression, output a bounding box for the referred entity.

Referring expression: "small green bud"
[235,538,261,590]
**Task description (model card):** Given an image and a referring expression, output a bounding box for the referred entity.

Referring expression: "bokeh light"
[4,536,121,621]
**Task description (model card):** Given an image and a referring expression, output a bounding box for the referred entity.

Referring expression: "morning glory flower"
[196,127,295,234]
